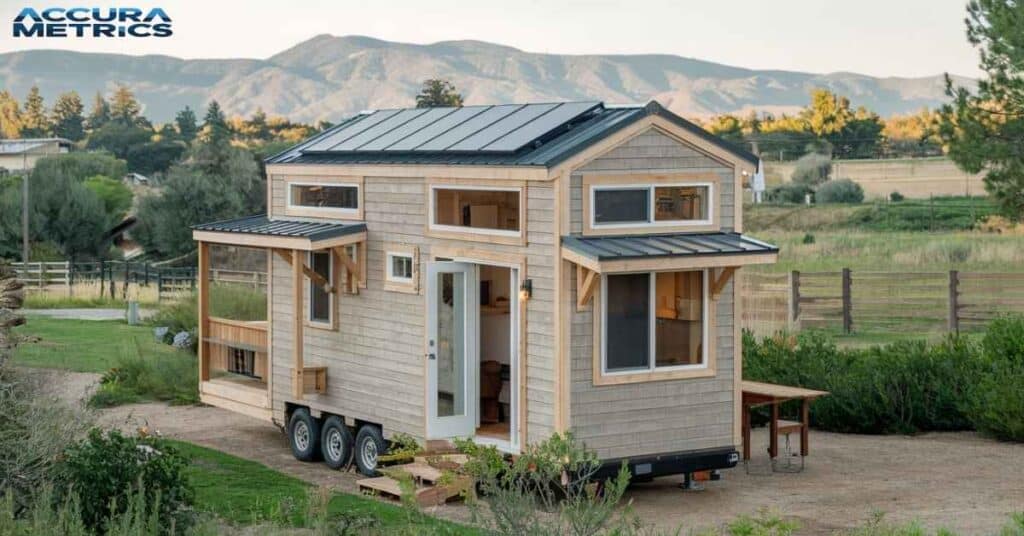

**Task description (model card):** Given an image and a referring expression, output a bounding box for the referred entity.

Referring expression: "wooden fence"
[740,270,1024,337]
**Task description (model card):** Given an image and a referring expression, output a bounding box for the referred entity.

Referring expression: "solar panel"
[482,101,601,152]
[415,104,523,151]
[304,110,400,151]
[447,103,559,151]
[384,106,489,151]
[358,107,458,151]
[329,108,431,151]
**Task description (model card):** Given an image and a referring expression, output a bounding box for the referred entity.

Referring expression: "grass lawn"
[12,317,184,373]
[172,441,477,534]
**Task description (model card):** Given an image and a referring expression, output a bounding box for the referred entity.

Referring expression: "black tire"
[354,425,386,476]
[288,408,321,462]
[321,416,354,470]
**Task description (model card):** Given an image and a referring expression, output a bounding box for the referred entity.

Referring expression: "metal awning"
[192,215,366,250]
[562,232,778,273]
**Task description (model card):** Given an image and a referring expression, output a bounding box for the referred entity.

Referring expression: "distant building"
[124,172,151,186]
[0,138,72,173]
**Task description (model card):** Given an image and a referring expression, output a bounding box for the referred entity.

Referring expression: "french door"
[426,262,478,439]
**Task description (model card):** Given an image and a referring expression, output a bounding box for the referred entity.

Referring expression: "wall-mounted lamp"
[519,279,533,301]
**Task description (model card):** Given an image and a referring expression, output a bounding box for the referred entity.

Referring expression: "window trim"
[590,182,714,230]
[284,179,363,220]
[382,243,419,294]
[306,250,335,329]
[386,252,414,283]
[596,269,714,384]
[425,180,526,246]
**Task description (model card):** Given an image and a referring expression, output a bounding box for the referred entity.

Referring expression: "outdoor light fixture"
[519,279,533,300]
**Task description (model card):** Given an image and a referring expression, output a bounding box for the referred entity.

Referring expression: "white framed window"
[600,269,708,376]
[386,252,414,283]
[287,182,359,216]
[591,183,713,229]
[428,185,522,237]
[308,250,333,326]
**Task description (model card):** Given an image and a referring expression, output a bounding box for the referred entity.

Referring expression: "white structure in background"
[124,172,151,186]
[751,158,766,203]
[0,138,72,173]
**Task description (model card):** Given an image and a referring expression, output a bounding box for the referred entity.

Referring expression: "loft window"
[288,182,359,213]
[431,186,521,235]
[387,253,414,283]
[309,250,332,325]
[601,270,707,374]
[591,184,712,228]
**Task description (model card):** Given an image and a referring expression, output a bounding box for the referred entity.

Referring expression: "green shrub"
[889,191,905,202]
[90,339,198,407]
[964,316,1024,441]
[801,233,815,244]
[791,153,832,186]
[56,428,195,532]
[743,331,977,434]
[769,182,813,204]
[816,179,865,204]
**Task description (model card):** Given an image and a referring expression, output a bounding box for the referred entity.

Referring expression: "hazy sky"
[0,0,980,78]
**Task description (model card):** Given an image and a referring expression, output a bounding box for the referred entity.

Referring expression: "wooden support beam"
[198,241,210,382]
[275,249,334,294]
[710,267,736,298]
[291,249,304,400]
[333,245,363,294]
[576,264,598,311]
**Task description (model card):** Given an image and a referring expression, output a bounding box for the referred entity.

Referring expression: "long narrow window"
[309,251,332,325]
[592,183,712,228]
[288,182,359,214]
[431,186,521,235]
[602,270,706,374]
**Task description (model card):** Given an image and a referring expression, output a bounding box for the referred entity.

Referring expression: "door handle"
[427,353,436,360]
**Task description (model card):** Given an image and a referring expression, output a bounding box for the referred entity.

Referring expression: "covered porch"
[192,215,368,419]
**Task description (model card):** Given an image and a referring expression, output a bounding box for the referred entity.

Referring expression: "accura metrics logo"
[12,7,172,38]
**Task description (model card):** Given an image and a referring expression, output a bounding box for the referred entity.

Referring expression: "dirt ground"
[51,370,1024,535]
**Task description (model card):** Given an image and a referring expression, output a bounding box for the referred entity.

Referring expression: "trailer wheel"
[354,425,386,476]
[288,408,321,462]
[321,416,353,470]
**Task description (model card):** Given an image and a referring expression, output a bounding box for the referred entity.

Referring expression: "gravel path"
[44,370,1024,535]
[22,308,156,321]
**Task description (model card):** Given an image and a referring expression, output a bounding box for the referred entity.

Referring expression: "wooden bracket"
[275,249,335,294]
[710,267,736,298]
[576,264,598,311]
[333,245,365,294]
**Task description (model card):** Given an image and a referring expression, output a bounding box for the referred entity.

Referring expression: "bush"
[90,340,198,407]
[890,191,905,202]
[791,152,832,186]
[963,316,1024,441]
[816,179,865,204]
[768,182,813,204]
[57,428,195,532]
[743,331,978,434]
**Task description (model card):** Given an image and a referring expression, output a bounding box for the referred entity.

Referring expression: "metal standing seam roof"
[265,101,759,168]
[192,215,366,242]
[561,232,778,261]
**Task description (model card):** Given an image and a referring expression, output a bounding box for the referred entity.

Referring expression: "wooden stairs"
[357,444,473,507]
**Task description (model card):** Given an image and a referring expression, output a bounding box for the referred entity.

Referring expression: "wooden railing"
[205,317,269,380]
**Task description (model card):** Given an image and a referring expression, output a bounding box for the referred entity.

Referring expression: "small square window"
[388,253,414,282]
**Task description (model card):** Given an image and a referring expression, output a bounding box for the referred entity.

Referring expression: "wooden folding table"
[741,380,829,462]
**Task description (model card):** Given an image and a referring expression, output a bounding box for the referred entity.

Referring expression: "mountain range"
[0,35,974,124]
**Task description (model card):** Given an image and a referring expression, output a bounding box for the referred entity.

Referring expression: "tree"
[83,175,133,220]
[174,106,198,142]
[20,86,50,138]
[939,0,1024,219]
[86,92,110,131]
[50,91,85,141]
[802,89,854,139]
[109,85,142,126]
[86,122,152,160]
[415,79,464,108]
[0,91,22,139]
[126,140,186,175]
[704,114,745,144]
[791,152,832,186]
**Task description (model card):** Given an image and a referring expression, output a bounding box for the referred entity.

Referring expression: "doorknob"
[427,353,436,360]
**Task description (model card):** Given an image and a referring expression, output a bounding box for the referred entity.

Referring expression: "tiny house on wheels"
[191,101,778,480]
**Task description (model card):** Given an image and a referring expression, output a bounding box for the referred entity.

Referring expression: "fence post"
[842,268,853,334]
[789,270,801,331]
[99,260,105,297]
[157,273,163,302]
[948,270,960,334]
[38,262,45,289]
[144,263,150,286]
[67,261,74,298]
[108,262,115,300]
[123,261,129,300]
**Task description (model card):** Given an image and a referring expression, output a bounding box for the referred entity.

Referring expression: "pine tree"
[50,91,85,141]
[109,84,142,126]
[415,79,464,108]
[86,92,110,131]
[20,86,50,138]
[0,91,22,138]
[174,106,198,142]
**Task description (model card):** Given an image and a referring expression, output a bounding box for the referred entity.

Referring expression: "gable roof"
[266,101,758,169]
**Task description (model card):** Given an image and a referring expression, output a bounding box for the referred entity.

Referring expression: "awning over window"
[192,215,366,251]
[562,232,778,273]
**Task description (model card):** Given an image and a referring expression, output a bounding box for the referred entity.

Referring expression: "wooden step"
[413,453,469,467]
[395,462,444,485]
[357,466,474,507]
[357,476,405,501]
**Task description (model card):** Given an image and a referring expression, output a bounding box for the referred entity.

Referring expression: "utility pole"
[21,152,28,264]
